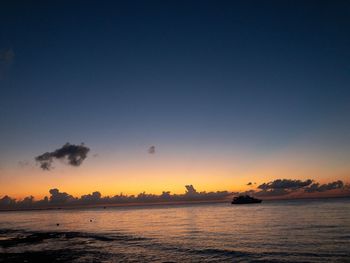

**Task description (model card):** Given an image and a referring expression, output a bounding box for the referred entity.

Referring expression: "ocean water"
[0,198,350,262]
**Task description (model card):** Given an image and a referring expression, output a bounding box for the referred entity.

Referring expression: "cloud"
[80,191,102,204]
[35,143,90,170]
[237,179,348,198]
[258,179,312,191]
[0,195,16,207]
[148,146,155,154]
[304,180,344,193]
[185,185,198,196]
[247,182,252,186]
[20,196,34,206]
[1,180,349,210]
[253,179,313,197]
[0,185,232,210]
[49,188,76,204]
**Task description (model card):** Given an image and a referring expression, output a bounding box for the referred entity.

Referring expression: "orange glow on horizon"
[1,144,350,200]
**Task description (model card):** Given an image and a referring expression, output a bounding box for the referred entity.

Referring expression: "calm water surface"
[0,198,350,262]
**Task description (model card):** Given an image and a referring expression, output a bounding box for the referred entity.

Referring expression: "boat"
[231,195,262,204]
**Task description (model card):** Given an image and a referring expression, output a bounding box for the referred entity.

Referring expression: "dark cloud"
[49,188,76,204]
[80,191,102,204]
[247,182,252,186]
[305,180,344,193]
[0,186,232,210]
[185,185,198,196]
[148,146,155,154]
[258,179,312,191]
[1,180,348,210]
[254,179,313,197]
[35,143,90,170]
[20,196,34,206]
[239,179,347,198]
[0,195,16,207]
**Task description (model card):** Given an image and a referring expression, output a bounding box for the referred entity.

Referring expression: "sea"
[0,198,350,262]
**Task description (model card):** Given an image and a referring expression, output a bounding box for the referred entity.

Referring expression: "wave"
[0,228,148,248]
[1,228,349,262]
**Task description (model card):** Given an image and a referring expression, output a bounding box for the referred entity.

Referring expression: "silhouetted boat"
[231,195,262,204]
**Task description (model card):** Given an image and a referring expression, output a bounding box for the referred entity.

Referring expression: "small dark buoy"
[90,219,92,222]
[56,223,60,226]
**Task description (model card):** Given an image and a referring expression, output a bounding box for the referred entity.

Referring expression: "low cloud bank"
[304,180,344,193]
[256,179,313,197]
[1,179,349,210]
[241,179,348,198]
[0,185,232,210]
[35,143,90,170]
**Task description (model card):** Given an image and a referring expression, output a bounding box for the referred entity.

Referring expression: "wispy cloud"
[148,145,155,154]
[18,161,30,168]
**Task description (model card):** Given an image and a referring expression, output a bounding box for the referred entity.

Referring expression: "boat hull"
[231,195,262,204]
[231,200,262,204]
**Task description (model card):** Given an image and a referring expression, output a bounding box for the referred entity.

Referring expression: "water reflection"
[1,199,350,262]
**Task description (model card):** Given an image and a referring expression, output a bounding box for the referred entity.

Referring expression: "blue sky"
[1,1,350,197]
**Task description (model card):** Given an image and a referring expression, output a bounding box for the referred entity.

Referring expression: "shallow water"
[1,198,350,262]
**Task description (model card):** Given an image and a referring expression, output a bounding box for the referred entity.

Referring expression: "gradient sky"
[1,1,350,199]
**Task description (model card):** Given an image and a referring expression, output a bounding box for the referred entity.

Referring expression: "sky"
[0,0,350,201]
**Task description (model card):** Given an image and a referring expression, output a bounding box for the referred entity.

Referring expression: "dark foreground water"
[0,198,350,262]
